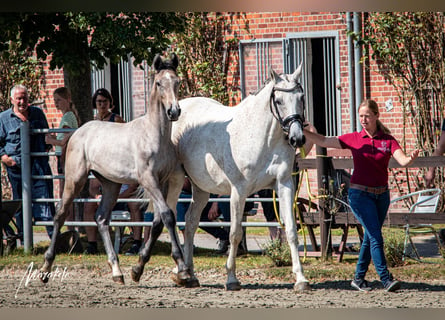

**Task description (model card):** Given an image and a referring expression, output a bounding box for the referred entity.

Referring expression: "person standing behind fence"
[45,87,80,230]
[303,99,420,292]
[0,84,55,239]
[83,88,143,255]
[174,177,232,255]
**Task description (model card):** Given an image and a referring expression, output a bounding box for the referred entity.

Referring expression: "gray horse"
[41,53,191,285]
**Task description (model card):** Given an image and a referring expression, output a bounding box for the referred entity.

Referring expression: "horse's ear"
[152,54,162,72]
[292,62,303,81]
[269,68,280,82]
[170,53,179,71]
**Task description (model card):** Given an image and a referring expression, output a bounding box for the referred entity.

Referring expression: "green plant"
[261,239,292,267]
[172,12,244,105]
[383,229,405,267]
[0,40,44,111]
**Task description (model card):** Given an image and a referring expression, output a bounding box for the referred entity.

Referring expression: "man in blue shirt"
[0,84,55,240]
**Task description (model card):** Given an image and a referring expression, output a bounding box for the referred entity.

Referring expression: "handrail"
[390,188,441,214]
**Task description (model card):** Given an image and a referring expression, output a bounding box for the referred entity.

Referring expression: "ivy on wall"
[358,12,445,202]
[0,40,44,111]
[172,12,246,106]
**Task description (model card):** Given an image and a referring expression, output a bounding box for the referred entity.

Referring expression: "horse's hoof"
[112,275,125,285]
[184,278,200,288]
[225,281,242,291]
[131,266,143,283]
[294,281,311,292]
[170,269,193,287]
[40,271,50,284]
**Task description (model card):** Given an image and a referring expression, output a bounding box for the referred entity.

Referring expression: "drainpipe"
[347,12,356,132]
[354,12,364,131]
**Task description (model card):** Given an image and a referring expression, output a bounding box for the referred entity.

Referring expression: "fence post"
[20,121,33,253]
[316,145,332,260]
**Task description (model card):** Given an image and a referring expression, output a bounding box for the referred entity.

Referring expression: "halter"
[269,82,305,136]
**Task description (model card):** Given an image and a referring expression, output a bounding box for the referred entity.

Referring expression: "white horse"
[41,53,192,285]
[132,64,311,291]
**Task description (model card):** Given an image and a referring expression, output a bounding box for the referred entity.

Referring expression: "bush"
[383,230,405,267]
[261,239,292,267]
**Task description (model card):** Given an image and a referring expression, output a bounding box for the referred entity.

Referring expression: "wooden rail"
[299,211,445,226]
[298,155,445,170]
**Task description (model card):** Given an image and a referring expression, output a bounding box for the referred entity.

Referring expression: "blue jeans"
[348,188,391,285]
[176,192,192,231]
[6,160,55,239]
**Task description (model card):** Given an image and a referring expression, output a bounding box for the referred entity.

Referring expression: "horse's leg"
[182,187,209,286]
[95,180,124,284]
[131,206,164,282]
[224,190,245,291]
[132,177,192,286]
[40,168,88,282]
[165,165,185,212]
[277,181,311,292]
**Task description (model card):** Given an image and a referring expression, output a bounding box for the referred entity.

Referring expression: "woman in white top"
[45,87,80,229]
[45,87,80,172]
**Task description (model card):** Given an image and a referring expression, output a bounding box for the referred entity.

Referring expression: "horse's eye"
[275,98,283,105]
[156,81,162,88]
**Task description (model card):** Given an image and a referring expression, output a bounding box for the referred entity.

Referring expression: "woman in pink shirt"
[304,99,420,292]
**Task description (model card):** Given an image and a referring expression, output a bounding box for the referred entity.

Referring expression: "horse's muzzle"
[287,119,305,148]
[289,134,306,148]
[167,105,181,121]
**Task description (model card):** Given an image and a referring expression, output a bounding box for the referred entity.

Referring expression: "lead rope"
[272,148,331,261]
[271,147,307,261]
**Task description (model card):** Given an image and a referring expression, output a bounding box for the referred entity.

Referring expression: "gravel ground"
[1,261,445,308]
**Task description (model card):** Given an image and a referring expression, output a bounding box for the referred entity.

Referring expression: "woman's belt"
[349,183,388,195]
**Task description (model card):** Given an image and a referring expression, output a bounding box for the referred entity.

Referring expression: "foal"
[41,53,191,285]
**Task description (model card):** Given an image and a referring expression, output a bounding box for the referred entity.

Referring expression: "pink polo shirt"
[338,129,401,187]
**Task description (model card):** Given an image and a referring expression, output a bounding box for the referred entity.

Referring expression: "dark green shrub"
[383,230,405,267]
[261,239,292,267]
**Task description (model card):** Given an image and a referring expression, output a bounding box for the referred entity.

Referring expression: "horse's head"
[269,63,306,148]
[152,53,181,121]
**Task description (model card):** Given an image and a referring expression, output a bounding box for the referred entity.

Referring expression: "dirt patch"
[1,263,445,308]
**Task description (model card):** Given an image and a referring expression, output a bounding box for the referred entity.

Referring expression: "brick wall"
[131,61,149,118]
[40,65,65,129]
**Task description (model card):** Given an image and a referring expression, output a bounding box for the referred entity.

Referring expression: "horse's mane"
[251,78,272,96]
[251,72,288,96]
[156,60,177,72]
[150,58,178,83]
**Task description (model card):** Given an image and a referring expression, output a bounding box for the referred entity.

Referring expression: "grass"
[3,244,444,284]
[6,216,445,286]
[2,229,445,285]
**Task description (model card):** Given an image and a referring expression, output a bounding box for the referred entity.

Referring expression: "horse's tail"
[134,186,153,212]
